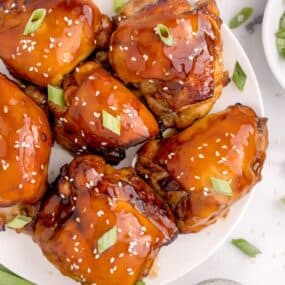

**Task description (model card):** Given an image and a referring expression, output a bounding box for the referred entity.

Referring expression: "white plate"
[263,0,285,89]
[0,1,263,285]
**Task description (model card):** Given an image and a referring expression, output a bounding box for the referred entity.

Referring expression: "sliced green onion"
[114,0,127,13]
[276,38,285,57]
[102,110,121,135]
[232,239,261,257]
[0,267,36,285]
[23,8,46,36]
[0,264,35,284]
[276,30,285,39]
[48,85,66,107]
[136,281,146,285]
[229,7,253,29]
[98,226,117,254]
[211,177,232,197]
[279,12,285,30]
[6,215,32,230]
[232,61,247,91]
[154,24,173,46]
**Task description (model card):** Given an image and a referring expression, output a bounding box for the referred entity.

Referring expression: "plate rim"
[262,0,285,89]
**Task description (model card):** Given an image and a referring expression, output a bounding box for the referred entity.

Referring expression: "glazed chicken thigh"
[34,155,177,285]
[50,61,159,164]
[0,74,51,224]
[136,105,268,233]
[0,0,111,87]
[110,0,228,129]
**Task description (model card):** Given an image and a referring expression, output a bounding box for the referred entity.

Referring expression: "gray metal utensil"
[197,279,242,285]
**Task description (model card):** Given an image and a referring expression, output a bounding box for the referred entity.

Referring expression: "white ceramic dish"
[0,1,263,285]
[263,0,285,89]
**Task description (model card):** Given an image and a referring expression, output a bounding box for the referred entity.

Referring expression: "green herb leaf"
[232,61,247,91]
[114,0,127,13]
[229,7,253,29]
[6,216,32,230]
[276,30,285,39]
[0,267,36,285]
[211,177,232,197]
[102,110,121,135]
[154,24,173,46]
[232,239,261,257]
[98,226,117,254]
[136,281,146,285]
[23,8,46,36]
[48,85,66,107]
[279,12,285,30]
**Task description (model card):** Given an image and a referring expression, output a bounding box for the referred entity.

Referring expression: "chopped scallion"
[279,12,285,30]
[211,177,232,197]
[154,24,173,46]
[136,281,146,285]
[232,238,261,257]
[0,265,36,285]
[98,226,117,254]
[23,8,46,36]
[102,110,121,135]
[229,7,253,29]
[232,61,247,91]
[114,0,127,13]
[48,85,66,107]
[6,215,32,230]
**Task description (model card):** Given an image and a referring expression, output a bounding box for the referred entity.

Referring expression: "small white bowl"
[263,0,285,89]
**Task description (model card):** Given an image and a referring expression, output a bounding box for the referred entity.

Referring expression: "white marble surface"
[171,0,285,284]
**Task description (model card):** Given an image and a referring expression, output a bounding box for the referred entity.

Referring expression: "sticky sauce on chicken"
[34,155,177,285]
[0,0,111,86]
[0,74,51,209]
[52,62,159,164]
[136,105,268,233]
[110,0,228,129]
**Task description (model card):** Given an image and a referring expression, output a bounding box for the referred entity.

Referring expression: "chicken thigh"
[50,61,159,164]
[0,74,51,226]
[136,105,268,233]
[0,0,112,87]
[34,155,177,285]
[110,0,228,129]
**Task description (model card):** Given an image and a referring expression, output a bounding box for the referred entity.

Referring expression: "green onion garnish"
[276,30,285,39]
[279,12,285,30]
[23,8,46,36]
[102,110,121,136]
[6,216,32,230]
[0,264,36,285]
[154,24,173,46]
[232,239,261,257]
[136,281,146,285]
[276,12,285,58]
[48,85,66,107]
[232,61,247,91]
[114,0,127,13]
[229,7,253,29]
[98,226,117,254]
[211,177,232,197]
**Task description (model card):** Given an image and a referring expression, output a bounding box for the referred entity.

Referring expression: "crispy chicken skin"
[0,74,51,221]
[0,0,112,87]
[136,105,268,233]
[51,61,159,164]
[33,155,177,285]
[110,0,228,129]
